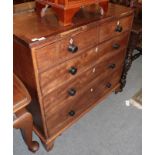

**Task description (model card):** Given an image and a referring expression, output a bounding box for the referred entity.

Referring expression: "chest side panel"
[13,38,48,138]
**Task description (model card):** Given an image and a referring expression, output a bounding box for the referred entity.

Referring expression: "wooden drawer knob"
[108,64,116,69]
[115,25,123,32]
[68,110,75,116]
[112,43,120,49]
[68,44,78,53]
[106,82,112,88]
[68,67,77,75]
[68,88,76,96]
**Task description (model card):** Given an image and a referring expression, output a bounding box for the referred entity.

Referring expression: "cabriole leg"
[13,109,39,152]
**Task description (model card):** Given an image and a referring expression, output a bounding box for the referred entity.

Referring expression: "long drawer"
[46,68,123,137]
[39,32,129,96]
[34,25,99,72]
[43,48,126,114]
[99,14,133,43]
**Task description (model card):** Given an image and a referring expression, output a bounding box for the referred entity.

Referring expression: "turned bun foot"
[28,141,39,152]
[46,143,54,152]
[115,87,123,94]
[41,141,54,152]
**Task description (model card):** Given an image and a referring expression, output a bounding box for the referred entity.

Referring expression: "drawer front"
[98,31,129,57]
[99,15,133,43]
[35,26,98,72]
[39,32,129,96]
[39,47,98,96]
[43,48,126,113]
[46,68,123,137]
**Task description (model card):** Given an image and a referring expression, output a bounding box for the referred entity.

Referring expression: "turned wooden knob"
[108,64,116,69]
[115,25,123,32]
[68,88,76,96]
[68,44,78,53]
[112,43,120,49]
[68,67,77,75]
[68,110,75,116]
[106,82,112,88]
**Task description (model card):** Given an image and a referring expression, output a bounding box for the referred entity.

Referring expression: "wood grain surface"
[13,3,134,151]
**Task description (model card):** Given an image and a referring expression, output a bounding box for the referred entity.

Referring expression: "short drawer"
[39,33,129,96]
[43,48,126,112]
[97,31,129,60]
[34,26,98,72]
[99,15,133,42]
[46,68,123,137]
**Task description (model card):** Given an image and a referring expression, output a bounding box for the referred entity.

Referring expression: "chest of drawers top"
[13,3,133,48]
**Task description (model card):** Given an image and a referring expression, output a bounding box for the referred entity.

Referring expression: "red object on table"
[35,0,109,26]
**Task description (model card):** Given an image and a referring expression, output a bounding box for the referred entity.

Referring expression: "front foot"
[42,141,54,152]
[115,87,123,94]
[28,141,39,153]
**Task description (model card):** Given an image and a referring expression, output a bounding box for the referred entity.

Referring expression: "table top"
[13,3,133,47]
[13,74,31,113]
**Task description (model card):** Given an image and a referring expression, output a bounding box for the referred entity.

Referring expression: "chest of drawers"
[14,3,134,151]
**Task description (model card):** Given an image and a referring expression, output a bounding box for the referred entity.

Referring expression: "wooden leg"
[35,1,80,26]
[117,48,133,93]
[35,1,48,17]
[41,141,54,152]
[35,1,51,18]
[115,87,122,94]
[99,1,109,14]
[14,109,39,152]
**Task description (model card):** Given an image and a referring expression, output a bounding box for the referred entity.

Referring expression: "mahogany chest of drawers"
[13,3,134,151]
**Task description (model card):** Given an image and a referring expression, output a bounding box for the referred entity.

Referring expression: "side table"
[13,74,39,152]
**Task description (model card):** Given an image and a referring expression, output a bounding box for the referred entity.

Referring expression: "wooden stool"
[35,0,109,26]
[13,74,39,152]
